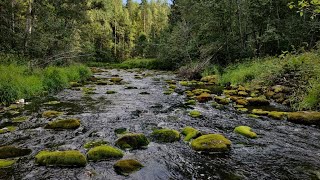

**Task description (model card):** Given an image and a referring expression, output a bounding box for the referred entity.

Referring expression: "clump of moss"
[191,134,231,152]
[0,126,17,134]
[247,97,270,106]
[106,90,117,94]
[12,116,29,123]
[237,108,248,113]
[252,109,269,116]
[267,111,287,120]
[238,91,249,96]
[35,150,87,167]
[114,128,127,135]
[114,159,143,176]
[179,81,190,86]
[181,126,201,142]
[87,145,124,162]
[196,93,212,103]
[42,110,63,118]
[0,146,31,159]
[69,82,81,87]
[44,101,60,105]
[185,100,196,105]
[0,159,15,168]
[223,90,238,96]
[151,129,180,143]
[287,111,320,125]
[200,75,218,84]
[115,133,149,150]
[214,96,230,105]
[185,91,195,97]
[248,114,260,118]
[45,119,80,130]
[169,84,177,89]
[163,89,174,95]
[84,140,109,149]
[236,99,248,106]
[192,89,211,96]
[234,126,257,138]
[188,110,202,118]
[110,77,123,83]
[82,87,96,95]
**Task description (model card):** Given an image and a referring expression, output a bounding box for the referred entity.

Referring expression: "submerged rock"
[287,111,320,125]
[0,159,15,169]
[234,126,257,138]
[191,134,231,152]
[87,145,123,162]
[84,140,109,149]
[151,128,180,143]
[189,110,202,118]
[0,146,31,159]
[42,110,63,118]
[115,133,149,150]
[181,126,201,142]
[45,119,80,130]
[114,159,143,176]
[35,150,87,167]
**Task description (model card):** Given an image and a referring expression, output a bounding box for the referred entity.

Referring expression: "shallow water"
[0,69,320,180]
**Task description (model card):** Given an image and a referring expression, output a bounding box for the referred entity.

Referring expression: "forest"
[1,0,320,179]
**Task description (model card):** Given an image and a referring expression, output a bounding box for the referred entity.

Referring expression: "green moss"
[234,126,257,138]
[152,129,180,143]
[115,133,149,150]
[237,108,248,113]
[45,119,80,129]
[192,89,211,96]
[0,159,15,168]
[179,81,190,86]
[114,128,128,135]
[287,111,320,125]
[238,91,248,96]
[267,111,288,120]
[69,82,81,87]
[248,114,260,118]
[181,126,201,142]
[35,150,87,167]
[87,145,123,161]
[163,90,174,95]
[195,93,212,103]
[106,90,117,94]
[252,109,269,116]
[214,96,230,105]
[83,87,96,95]
[84,140,109,149]
[0,146,31,159]
[247,97,270,106]
[236,99,248,106]
[185,100,196,105]
[114,159,143,176]
[42,110,63,118]
[110,77,123,83]
[200,75,218,84]
[0,126,17,134]
[185,91,195,97]
[44,101,60,105]
[189,110,202,118]
[191,134,231,152]
[169,84,177,89]
[223,90,238,96]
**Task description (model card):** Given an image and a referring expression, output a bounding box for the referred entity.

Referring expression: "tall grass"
[0,64,91,105]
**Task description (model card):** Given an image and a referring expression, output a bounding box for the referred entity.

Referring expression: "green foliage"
[35,150,87,167]
[87,145,124,161]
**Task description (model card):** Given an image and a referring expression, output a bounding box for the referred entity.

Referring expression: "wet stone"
[115,133,149,150]
[151,128,180,143]
[35,150,87,167]
[114,159,143,176]
[0,146,32,159]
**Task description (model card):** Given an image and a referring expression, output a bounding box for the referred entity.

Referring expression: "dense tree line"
[0,0,170,64]
[159,0,320,69]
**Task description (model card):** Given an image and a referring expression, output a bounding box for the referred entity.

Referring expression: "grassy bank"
[204,52,320,110]
[0,63,91,105]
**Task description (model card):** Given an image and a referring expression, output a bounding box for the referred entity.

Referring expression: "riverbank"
[0,62,92,105]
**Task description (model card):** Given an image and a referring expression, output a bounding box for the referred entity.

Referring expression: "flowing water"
[0,69,320,180]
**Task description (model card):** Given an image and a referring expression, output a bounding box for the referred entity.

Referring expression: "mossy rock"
[200,75,218,84]
[181,126,201,142]
[151,129,180,143]
[223,90,238,96]
[191,134,231,152]
[106,90,117,94]
[83,87,96,95]
[248,114,260,118]
[84,140,109,149]
[234,104,244,108]
[0,126,17,134]
[169,84,177,89]
[0,146,32,159]
[189,110,202,118]
[237,108,248,113]
[234,126,257,138]
[110,77,123,83]
[252,109,269,116]
[192,89,211,96]
[0,159,15,169]
[87,145,123,161]
[272,85,289,93]
[179,81,190,86]
[42,110,63,118]
[196,93,213,103]
[8,104,19,110]
[70,82,81,87]
[211,102,224,109]
[247,97,269,106]
[35,150,87,167]
[185,91,195,97]
[267,111,287,120]
[114,159,143,176]
[214,96,230,105]
[115,133,149,150]
[229,96,241,102]
[237,85,247,92]
[114,128,128,135]
[287,112,320,125]
[163,90,174,95]
[238,91,248,96]
[45,119,80,130]
[44,101,60,105]
[185,100,196,105]
[236,99,248,106]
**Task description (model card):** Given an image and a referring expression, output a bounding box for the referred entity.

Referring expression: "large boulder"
[287,111,320,125]
[151,129,180,143]
[115,133,149,149]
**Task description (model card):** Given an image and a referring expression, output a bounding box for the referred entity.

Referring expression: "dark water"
[0,69,320,180]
